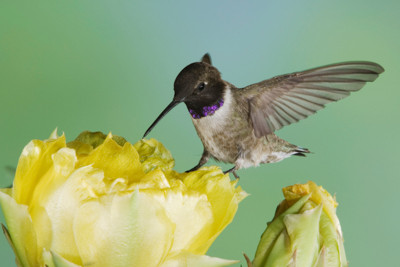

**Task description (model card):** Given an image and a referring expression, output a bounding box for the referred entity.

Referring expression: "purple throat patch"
[188,99,224,119]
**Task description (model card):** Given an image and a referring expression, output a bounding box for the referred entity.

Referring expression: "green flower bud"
[252,181,348,267]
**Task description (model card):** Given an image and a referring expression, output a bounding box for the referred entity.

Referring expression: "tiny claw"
[223,167,240,179]
[232,170,240,179]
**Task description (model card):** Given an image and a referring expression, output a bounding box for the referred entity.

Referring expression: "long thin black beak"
[143,100,181,138]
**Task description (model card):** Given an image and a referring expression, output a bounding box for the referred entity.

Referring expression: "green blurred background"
[1,1,399,266]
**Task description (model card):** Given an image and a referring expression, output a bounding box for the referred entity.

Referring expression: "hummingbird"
[143,54,384,178]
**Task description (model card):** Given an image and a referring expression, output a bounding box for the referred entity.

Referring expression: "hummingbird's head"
[143,54,226,138]
[173,58,225,110]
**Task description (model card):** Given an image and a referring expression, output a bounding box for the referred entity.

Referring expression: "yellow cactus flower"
[0,130,247,267]
[251,181,347,267]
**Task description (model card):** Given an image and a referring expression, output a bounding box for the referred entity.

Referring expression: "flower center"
[188,99,224,119]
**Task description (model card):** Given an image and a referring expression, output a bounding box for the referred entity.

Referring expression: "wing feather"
[240,61,384,137]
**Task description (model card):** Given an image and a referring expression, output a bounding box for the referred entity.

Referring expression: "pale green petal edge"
[281,204,322,267]
[161,252,239,267]
[0,190,39,266]
[2,224,22,267]
[252,194,311,267]
[43,250,82,267]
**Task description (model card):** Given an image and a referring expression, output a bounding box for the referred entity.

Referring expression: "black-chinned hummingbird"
[143,54,384,178]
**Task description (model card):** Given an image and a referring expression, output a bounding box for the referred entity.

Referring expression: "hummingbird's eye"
[197,82,206,91]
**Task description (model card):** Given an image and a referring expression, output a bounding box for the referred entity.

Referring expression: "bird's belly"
[192,115,241,163]
[194,121,238,163]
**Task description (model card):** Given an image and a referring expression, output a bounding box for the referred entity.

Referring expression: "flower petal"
[0,191,39,266]
[282,181,340,234]
[12,135,66,205]
[262,231,291,267]
[43,250,82,267]
[43,249,55,267]
[28,148,78,252]
[181,167,248,253]
[43,165,108,265]
[161,252,239,267]
[252,195,310,267]
[283,205,322,266]
[143,189,213,254]
[0,188,12,196]
[316,209,346,266]
[134,139,174,173]
[73,191,175,267]
[2,224,22,267]
[33,165,103,265]
[76,134,144,183]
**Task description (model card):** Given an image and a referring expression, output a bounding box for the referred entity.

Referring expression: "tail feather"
[293,147,310,157]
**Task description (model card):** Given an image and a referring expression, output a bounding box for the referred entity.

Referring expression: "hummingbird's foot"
[185,149,210,173]
[223,167,240,179]
[232,171,239,179]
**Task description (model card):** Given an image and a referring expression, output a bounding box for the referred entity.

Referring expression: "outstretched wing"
[239,62,384,137]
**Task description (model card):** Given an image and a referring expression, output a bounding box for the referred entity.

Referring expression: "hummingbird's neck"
[188,98,224,119]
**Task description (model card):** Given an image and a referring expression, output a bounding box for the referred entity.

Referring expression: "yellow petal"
[73,191,175,267]
[48,128,59,140]
[282,181,341,236]
[134,138,174,173]
[143,188,213,255]
[27,148,78,252]
[43,250,82,267]
[0,188,12,197]
[181,167,247,253]
[0,191,39,266]
[76,134,143,183]
[128,169,172,190]
[43,249,55,267]
[43,165,107,265]
[13,135,66,205]
[67,131,126,151]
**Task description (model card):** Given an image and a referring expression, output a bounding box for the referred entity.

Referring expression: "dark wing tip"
[298,61,384,84]
[350,61,385,74]
[372,62,385,74]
